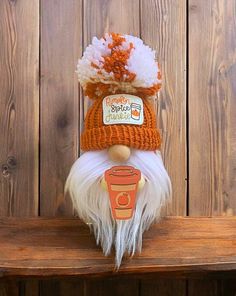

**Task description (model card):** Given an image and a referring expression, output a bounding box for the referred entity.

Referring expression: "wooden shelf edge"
[0,217,235,278]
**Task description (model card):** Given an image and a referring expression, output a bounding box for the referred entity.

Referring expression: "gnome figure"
[65,33,171,267]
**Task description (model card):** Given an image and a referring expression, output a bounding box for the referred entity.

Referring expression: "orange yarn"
[103,34,136,82]
[81,97,161,151]
[87,33,137,100]
[80,33,162,151]
[90,33,136,83]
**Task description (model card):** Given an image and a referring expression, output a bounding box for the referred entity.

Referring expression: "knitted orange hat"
[77,33,162,151]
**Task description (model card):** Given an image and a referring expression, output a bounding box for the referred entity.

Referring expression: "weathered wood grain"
[0,0,39,294]
[141,0,187,216]
[83,0,140,43]
[140,1,187,295]
[0,217,235,278]
[188,1,236,295]
[0,0,39,217]
[40,1,82,295]
[40,0,82,216]
[189,0,236,216]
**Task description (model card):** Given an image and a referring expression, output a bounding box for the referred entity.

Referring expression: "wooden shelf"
[0,217,235,279]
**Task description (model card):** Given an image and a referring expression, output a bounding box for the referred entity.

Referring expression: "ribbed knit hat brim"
[81,125,161,151]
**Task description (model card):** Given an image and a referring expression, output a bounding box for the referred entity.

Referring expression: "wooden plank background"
[188,0,236,294]
[0,0,235,295]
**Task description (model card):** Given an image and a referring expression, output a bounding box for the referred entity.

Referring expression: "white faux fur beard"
[65,149,171,267]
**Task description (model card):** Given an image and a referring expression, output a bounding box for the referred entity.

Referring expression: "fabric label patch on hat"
[103,94,144,125]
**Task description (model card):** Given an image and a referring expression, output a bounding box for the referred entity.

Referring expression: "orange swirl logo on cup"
[105,166,141,220]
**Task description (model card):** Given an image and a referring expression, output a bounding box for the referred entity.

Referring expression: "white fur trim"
[65,150,171,267]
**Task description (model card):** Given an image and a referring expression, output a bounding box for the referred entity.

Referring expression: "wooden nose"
[108,145,131,163]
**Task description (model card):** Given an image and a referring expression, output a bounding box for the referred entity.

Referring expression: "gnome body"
[65,33,171,267]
